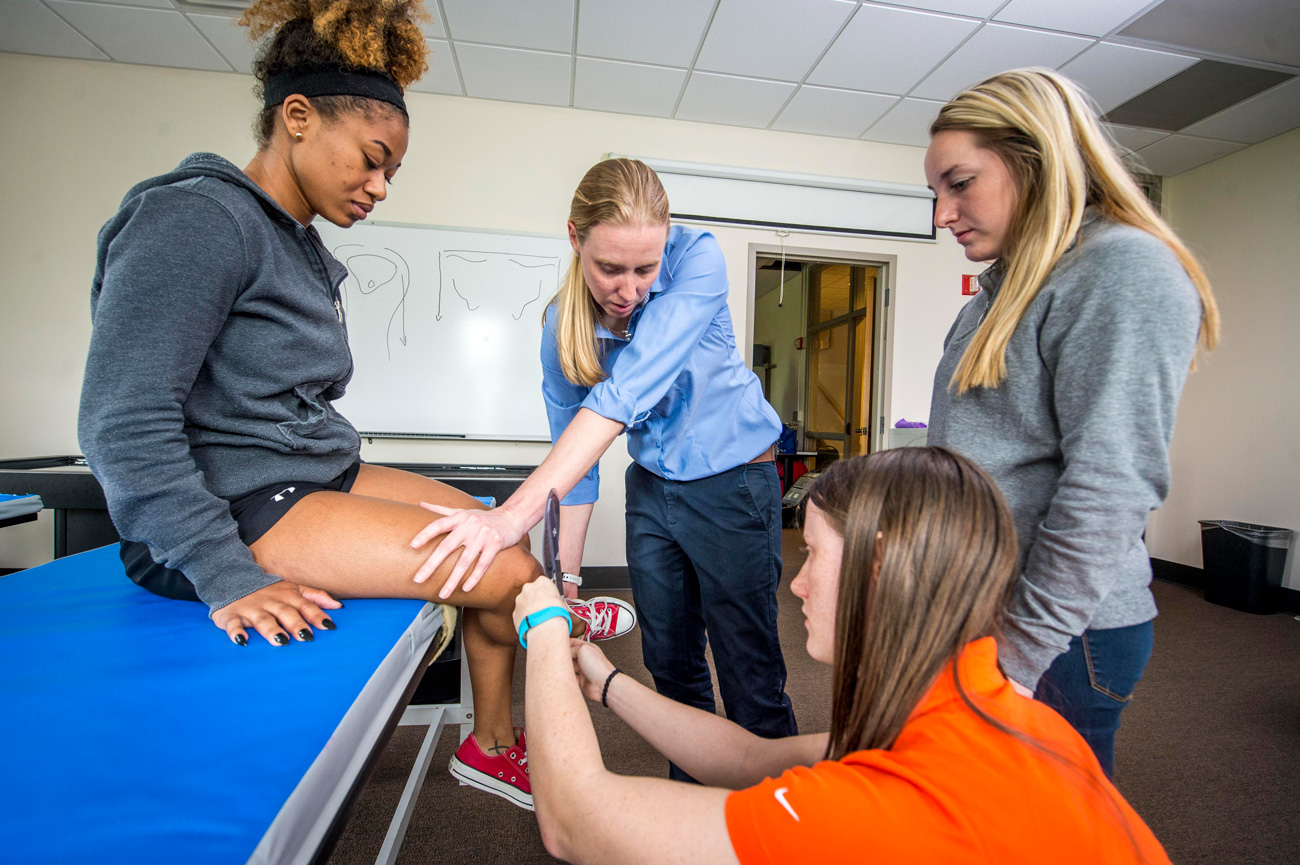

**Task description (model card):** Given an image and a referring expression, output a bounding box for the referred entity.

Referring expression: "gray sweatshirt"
[79,153,360,612]
[928,211,1202,689]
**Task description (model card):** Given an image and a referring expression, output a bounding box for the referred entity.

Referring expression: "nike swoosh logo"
[774,786,799,822]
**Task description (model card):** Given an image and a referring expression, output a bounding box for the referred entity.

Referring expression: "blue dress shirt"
[541,225,782,506]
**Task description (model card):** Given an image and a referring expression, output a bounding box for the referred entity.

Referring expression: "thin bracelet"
[518,605,573,649]
[601,668,623,708]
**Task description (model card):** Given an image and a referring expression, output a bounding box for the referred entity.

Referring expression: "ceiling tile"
[1105,60,1294,131]
[1059,41,1197,114]
[771,86,898,138]
[441,0,574,53]
[0,0,107,60]
[675,72,797,128]
[1120,0,1300,68]
[994,0,1155,38]
[694,0,856,81]
[1104,123,1170,152]
[72,0,172,8]
[46,1,230,71]
[808,4,978,95]
[407,39,463,96]
[573,57,686,117]
[185,13,256,74]
[1132,134,1248,177]
[577,0,714,67]
[860,96,945,147]
[418,3,445,39]
[1182,77,1300,144]
[454,43,570,106]
[911,23,1094,101]
[880,0,1004,16]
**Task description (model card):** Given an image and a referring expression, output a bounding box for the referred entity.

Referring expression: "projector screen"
[617,156,936,239]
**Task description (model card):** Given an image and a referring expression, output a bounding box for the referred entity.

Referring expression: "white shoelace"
[568,598,613,641]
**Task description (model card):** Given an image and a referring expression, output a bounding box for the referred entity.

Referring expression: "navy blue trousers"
[1034,620,1155,778]
[625,461,798,781]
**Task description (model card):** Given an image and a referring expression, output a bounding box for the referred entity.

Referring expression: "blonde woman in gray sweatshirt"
[922,68,1219,777]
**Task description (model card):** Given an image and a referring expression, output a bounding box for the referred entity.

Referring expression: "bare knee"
[495,543,542,590]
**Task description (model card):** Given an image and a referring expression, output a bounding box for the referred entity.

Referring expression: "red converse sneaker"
[567,596,637,642]
[449,732,532,811]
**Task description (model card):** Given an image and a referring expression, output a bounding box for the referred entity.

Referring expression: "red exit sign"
[962,275,981,295]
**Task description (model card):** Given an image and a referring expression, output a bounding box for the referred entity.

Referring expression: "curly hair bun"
[241,0,429,88]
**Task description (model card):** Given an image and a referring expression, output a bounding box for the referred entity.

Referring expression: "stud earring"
[295,132,303,141]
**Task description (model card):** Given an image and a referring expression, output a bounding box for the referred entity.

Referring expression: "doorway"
[750,245,893,465]
[805,262,877,460]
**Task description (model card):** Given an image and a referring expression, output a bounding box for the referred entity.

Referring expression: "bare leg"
[462,607,517,751]
[250,465,543,750]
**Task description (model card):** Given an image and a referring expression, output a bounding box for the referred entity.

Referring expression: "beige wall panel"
[1150,127,1300,590]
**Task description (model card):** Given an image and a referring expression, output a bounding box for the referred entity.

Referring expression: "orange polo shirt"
[725,637,1170,864]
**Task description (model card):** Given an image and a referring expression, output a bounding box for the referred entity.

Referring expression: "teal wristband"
[518,605,572,649]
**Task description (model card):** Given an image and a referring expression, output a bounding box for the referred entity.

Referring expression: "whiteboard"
[314,221,569,440]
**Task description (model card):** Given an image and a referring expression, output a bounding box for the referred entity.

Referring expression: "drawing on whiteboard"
[312,220,568,440]
[439,250,560,322]
[334,244,411,361]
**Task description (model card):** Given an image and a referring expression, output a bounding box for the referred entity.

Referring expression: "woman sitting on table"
[76,0,624,813]
[510,447,1172,864]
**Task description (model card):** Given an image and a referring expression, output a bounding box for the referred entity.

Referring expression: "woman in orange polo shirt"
[510,447,1171,864]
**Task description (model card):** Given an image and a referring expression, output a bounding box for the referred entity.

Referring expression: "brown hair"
[241,0,430,148]
[546,159,670,387]
[929,68,1218,394]
[809,447,1018,756]
[809,447,1148,858]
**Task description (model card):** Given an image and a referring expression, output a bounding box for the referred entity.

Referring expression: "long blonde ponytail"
[545,158,669,387]
[931,68,1219,394]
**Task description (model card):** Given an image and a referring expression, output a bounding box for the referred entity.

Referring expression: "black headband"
[264,65,406,113]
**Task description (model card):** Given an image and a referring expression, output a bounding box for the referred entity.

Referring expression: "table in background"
[0,456,535,559]
[775,451,817,494]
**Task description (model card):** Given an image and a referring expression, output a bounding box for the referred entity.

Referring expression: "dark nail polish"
[273,633,289,645]
[298,629,314,642]
[337,601,345,608]
[234,634,248,647]
[322,619,336,630]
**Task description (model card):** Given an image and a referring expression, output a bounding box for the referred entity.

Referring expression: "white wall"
[1146,127,1300,590]
[0,52,976,570]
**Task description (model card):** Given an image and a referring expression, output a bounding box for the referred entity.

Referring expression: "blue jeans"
[625,462,798,781]
[1034,620,1154,778]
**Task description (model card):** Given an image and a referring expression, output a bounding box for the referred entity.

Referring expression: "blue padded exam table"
[0,544,449,864]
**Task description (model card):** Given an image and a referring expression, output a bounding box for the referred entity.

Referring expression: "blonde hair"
[547,159,670,387]
[930,68,1219,394]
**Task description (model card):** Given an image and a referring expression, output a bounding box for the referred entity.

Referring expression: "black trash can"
[1199,520,1293,614]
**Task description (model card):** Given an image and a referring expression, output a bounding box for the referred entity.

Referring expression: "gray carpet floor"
[326,530,1299,864]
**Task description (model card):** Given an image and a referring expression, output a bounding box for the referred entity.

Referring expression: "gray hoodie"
[928,212,1202,689]
[79,153,360,611]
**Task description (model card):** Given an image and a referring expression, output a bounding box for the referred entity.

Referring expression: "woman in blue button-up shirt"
[415,159,797,768]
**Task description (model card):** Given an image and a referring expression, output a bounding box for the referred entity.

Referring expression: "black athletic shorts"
[121,459,363,603]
